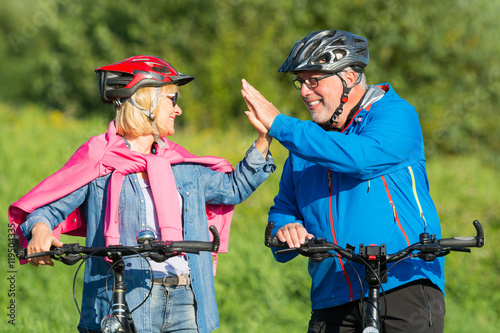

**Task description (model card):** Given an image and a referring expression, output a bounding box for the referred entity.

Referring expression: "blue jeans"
[77,283,198,333]
[149,283,198,333]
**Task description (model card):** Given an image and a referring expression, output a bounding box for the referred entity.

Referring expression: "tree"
[1,0,498,157]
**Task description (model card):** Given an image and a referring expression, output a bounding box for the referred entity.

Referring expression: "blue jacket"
[268,84,444,310]
[22,143,275,332]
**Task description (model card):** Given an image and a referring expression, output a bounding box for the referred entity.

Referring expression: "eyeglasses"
[292,73,337,90]
[167,92,178,107]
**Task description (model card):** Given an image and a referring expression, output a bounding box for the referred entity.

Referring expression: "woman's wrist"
[255,134,272,158]
[31,222,51,235]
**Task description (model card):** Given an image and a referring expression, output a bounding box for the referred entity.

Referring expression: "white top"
[138,177,190,278]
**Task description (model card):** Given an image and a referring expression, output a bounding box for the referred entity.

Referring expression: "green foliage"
[0,0,499,157]
[1,104,499,332]
[0,104,105,332]
[427,154,500,332]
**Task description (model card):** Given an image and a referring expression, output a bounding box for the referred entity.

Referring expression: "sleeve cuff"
[20,216,52,241]
[246,142,276,173]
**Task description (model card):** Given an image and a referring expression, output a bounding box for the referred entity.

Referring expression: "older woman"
[9,55,274,333]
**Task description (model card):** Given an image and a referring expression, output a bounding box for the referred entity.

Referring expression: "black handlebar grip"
[473,220,485,247]
[171,226,221,253]
[12,235,27,260]
[439,220,485,248]
[209,225,220,253]
[264,222,287,248]
[264,222,274,247]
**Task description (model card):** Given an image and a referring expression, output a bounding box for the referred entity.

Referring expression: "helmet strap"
[151,122,166,149]
[320,71,363,129]
[114,98,125,110]
[126,87,167,148]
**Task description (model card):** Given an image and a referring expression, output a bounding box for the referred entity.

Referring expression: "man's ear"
[344,69,360,87]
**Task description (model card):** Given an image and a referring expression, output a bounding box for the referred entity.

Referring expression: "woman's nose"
[175,105,182,115]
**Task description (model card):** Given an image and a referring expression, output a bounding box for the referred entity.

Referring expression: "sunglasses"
[166,92,178,107]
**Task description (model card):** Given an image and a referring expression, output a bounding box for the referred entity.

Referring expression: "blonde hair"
[115,84,179,137]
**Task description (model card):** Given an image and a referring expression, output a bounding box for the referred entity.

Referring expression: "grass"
[1,104,498,332]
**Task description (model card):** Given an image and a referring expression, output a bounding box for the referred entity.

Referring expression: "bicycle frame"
[265,220,484,333]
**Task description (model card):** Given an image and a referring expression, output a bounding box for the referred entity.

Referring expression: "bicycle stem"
[109,259,137,333]
[360,244,386,332]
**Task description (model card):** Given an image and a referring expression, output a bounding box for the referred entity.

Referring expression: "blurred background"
[1,0,499,332]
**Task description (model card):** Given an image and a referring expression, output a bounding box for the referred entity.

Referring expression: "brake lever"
[274,238,329,255]
[415,245,471,261]
[274,238,312,255]
[149,252,169,263]
[54,253,84,265]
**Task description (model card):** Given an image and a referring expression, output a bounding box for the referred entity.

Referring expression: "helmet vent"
[152,66,169,74]
[291,40,306,59]
[330,38,346,47]
[356,48,368,57]
[106,72,134,88]
[317,53,332,64]
[322,31,336,39]
[304,40,321,59]
[333,50,346,60]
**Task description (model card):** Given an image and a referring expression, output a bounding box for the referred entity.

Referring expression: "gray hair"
[340,66,368,90]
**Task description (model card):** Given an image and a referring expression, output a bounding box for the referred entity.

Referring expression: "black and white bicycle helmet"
[278,30,369,127]
[278,30,369,73]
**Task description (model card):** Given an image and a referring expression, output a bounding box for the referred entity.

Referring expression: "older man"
[242,29,445,333]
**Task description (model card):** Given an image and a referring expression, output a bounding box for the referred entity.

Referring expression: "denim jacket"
[22,142,275,332]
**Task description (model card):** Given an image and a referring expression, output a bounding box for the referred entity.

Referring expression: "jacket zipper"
[408,166,428,232]
[333,104,371,301]
[328,170,354,301]
[381,176,410,246]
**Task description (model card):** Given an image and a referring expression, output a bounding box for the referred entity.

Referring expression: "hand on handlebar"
[27,223,64,267]
[276,222,315,249]
[16,225,221,266]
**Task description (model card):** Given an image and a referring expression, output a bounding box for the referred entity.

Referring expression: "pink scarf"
[9,122,234,265]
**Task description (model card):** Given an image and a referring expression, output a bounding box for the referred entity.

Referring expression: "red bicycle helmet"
[95,55,194,104]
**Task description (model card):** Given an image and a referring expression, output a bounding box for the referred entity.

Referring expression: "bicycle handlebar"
[14,225,221,265]
[265,220,484,333]
[264,220,485,264]
[438,220,485,247]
